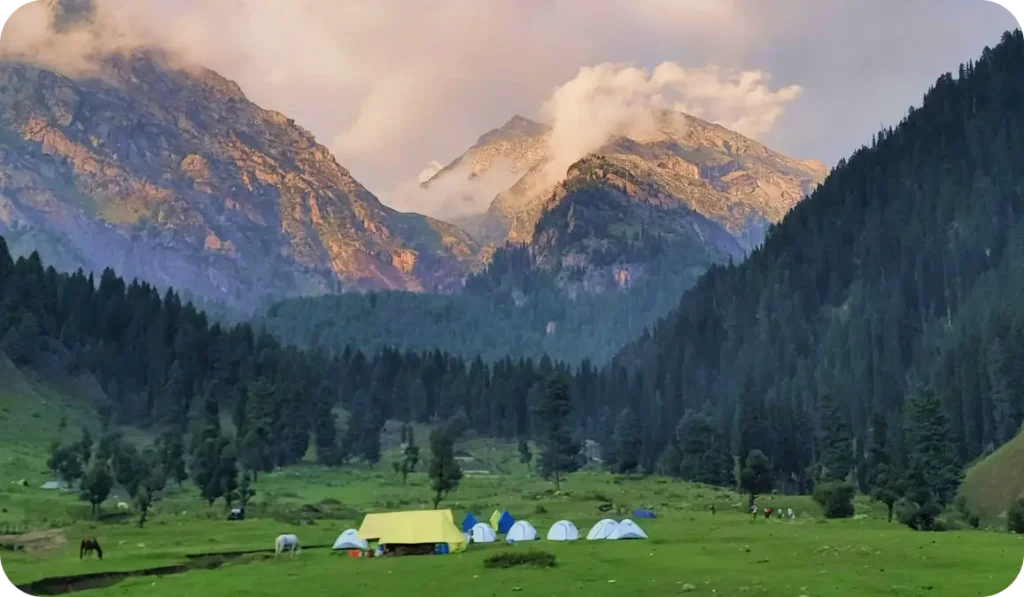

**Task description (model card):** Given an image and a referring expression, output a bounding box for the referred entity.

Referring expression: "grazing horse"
[80,538,103,560]
[274,534,300,557]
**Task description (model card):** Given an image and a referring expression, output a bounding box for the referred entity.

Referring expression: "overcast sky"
[6,0,1020,205]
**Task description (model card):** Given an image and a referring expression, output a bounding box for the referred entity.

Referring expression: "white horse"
[275,534,300,557]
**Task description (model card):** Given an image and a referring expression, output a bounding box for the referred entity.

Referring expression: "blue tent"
[461,513,479,532]
[633,509,656,519]
[490,510,516,533]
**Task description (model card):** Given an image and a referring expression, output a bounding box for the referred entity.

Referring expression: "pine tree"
[428,426,462,508]
[534,375,580,491]
[819,392,855,483]
[518,440,533,472]
[675,410,734,486]
[740,449,774,509]
[905,386,962,507]
[134,447,167,528]
[611,407,641,474]
[401,426,420,484]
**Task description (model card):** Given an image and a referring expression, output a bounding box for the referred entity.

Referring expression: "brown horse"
[80,538,103,560]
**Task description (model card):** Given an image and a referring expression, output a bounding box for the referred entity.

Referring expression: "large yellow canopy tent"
[358,509,466,552]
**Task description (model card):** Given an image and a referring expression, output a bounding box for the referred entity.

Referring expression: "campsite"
[1,433,1020,597]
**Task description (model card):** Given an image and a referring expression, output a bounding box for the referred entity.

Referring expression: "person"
[787,507,794,519]
[710,504,716,516]
[764,506,773,520]
[750,504,757,520]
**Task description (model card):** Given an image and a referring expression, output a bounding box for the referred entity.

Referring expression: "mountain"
[420,115,549,239]
[259,113,826,363]
[0,49,478,311]
[431,111,826,249]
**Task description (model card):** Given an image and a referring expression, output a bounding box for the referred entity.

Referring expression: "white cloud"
[541,62,802,184]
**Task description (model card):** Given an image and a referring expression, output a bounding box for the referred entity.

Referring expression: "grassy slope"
[961,431,1024,520]
[0,372,1022,596]
[0,355,98,484]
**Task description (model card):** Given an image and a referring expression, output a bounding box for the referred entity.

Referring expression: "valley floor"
[2,458,1021,597]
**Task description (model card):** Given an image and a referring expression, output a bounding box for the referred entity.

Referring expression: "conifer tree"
[611,407,642,474]
[534,375,580,491]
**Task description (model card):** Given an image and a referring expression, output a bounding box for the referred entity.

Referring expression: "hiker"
[764,507,773,520]
[750,504,757,520]
[710,504,716,516]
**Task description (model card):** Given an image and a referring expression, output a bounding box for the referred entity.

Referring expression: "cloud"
[0,0,147,74]
[540,62,802,184]
[383,157,523,221]
[1,0,1015,211]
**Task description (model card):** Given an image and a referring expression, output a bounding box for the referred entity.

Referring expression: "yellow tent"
[358,509,466,550]
[489,509,501,531]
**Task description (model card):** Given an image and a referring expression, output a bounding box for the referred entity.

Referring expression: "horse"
[274,534,300,557]
[80,538,103,560]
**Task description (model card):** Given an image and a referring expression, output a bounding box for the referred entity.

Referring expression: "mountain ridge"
[0,48,479,310]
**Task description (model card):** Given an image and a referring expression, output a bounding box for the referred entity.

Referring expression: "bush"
[534,504,548,514]
[896,496,942,531]
[484,550,557,569]
[812,481,856,519]
[1008,498,1024,534]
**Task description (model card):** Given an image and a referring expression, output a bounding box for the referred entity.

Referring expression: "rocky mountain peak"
[0,50,478,311]
[475,115,549,146]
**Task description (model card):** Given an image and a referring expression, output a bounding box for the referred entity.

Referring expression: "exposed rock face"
[422,115,550,243]
[487,111,827,253]
[525,155,743,293]
[0,51,478,310]
[439,111,826,295]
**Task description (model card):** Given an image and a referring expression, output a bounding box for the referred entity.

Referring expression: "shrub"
[1008,498,1024,534]
[812,481,855,519]
[896,496,941,531]
[534,504,548,514]
[484,550,557,569]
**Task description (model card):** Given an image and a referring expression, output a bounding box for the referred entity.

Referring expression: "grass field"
[1,372,1023,596]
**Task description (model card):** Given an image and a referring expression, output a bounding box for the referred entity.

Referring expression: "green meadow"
[1,368,1022,597]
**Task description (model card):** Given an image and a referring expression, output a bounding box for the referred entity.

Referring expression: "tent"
[358,509,466,553]
[608,519,648,540]
[633,509,656,519]
[546,520,580,541]
[586,519,619,540]
[462,513,479,532]
[505,520,538,541]
[333,528,368,550]
[489,510,516,533]
[469,522,497,543]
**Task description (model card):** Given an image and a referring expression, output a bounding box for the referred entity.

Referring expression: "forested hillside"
[258,245,705,364]
[0,237,577,470]
[593,31,1024,501]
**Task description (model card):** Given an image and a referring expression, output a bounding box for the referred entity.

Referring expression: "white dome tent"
[586,519,619,540]
[608,519,648,540]
[505,520,538,541]
[469,522,497,543]
[546,520,580,541]
[332,528,368,550]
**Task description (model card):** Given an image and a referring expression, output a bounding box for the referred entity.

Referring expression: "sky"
[3,0,1019,216]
